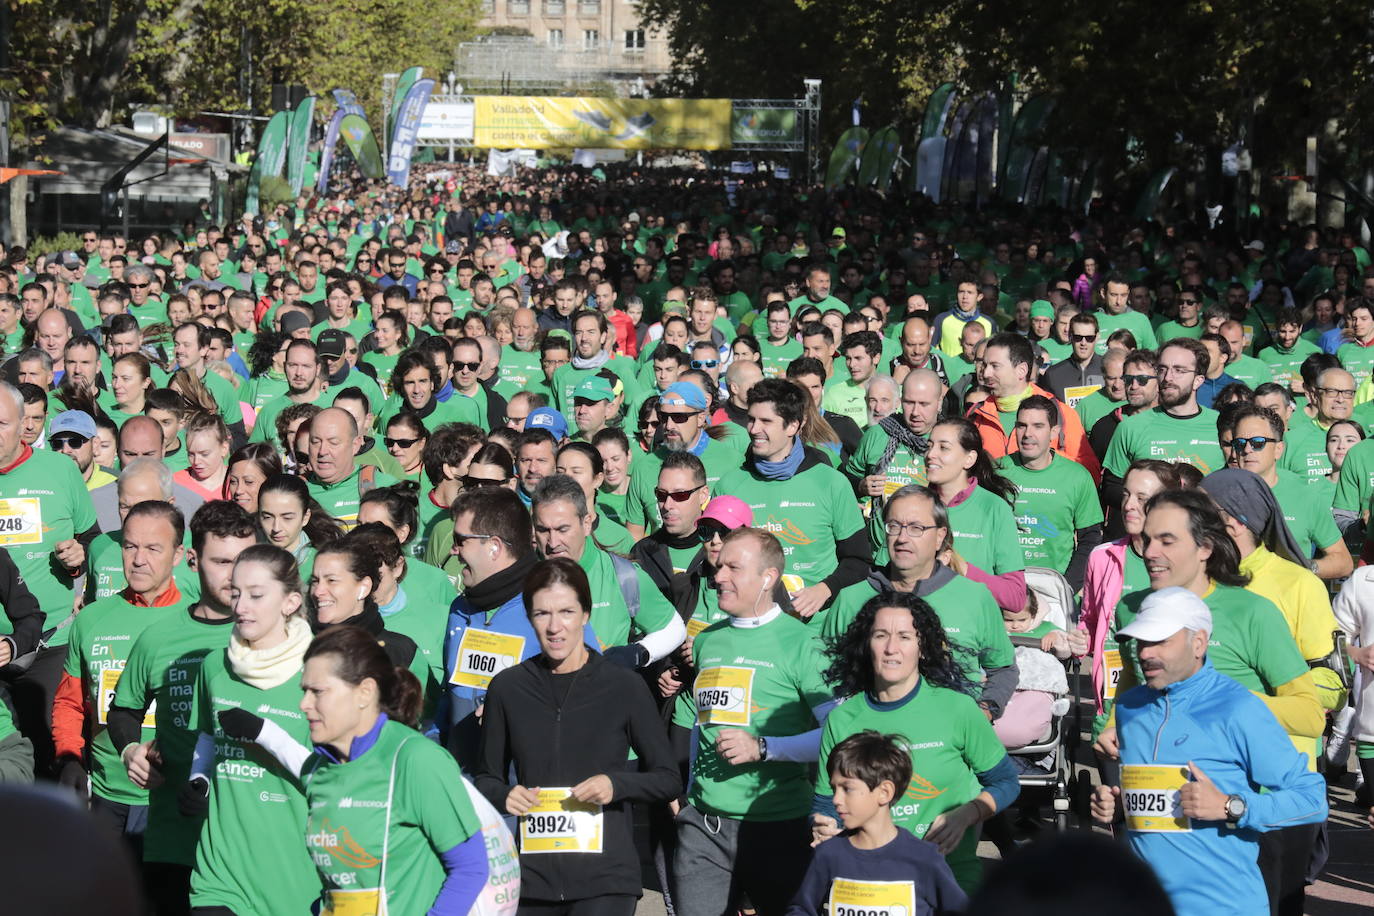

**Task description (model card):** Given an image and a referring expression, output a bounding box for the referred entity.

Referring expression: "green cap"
[1030,299,1055,319]
[574,376,615,402]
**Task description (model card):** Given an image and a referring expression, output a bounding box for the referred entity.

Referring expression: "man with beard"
[1089,349,1159,463]
[624,383,741,539]
[249,338,329,442]
[1103,338,1225,481]
[494,307,542,398]
[842,369,942,564]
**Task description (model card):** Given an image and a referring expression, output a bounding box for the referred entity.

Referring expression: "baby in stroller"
[996,589,1072,753]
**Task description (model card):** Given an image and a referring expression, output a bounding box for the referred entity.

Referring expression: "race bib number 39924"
[694,665,754,727]
[520,788,603,854]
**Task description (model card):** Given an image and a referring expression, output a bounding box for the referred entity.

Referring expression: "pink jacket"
[1077,537,1131,712]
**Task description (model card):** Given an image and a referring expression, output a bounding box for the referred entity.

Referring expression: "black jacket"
[475,650,680,901]
[0,548,44,668]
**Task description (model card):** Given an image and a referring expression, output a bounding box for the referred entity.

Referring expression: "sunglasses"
[697,522,728,542]
[450,531,502,550]
[655,486,701,503]
[1225,435,1278,452]
[453,361,481,372]
[128,283,150,289]
[659,412,698,425]
[462,475,507,489]
[49,434,89,450]
[1070,334,1096,343]
[384,436,422,449]
[690,359,719,370]
[1123,374,1154,387]
[82,236,97,242]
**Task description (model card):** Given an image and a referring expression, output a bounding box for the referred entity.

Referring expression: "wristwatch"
[757,736,769,761]
[1224,794,1246,823]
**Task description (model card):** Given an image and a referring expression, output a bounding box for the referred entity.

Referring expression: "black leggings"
[517,895,638,916]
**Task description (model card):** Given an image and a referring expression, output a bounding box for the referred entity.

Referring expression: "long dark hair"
[258,473,344,547]
[932,417,1018,506]
[1144,488,1250,588]
[824,592,973,698]
[304,625,422,728]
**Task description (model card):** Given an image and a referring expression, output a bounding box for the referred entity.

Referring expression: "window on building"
[624,29,645,52]
[548,28,564,47]
[578,0,601,15]
[543,0,565,13]
[508,0,530,14]
[480,0,494,13]
[583,29,599,50]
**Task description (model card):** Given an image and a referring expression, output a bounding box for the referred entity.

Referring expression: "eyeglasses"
[428,269,446,276]
[697,523,728,542]
[1225,435,1278,452]
[1070,333,1096,343]
[384,436,422,449]
[659,412,698,425]
[884,520,938,537]
[691,359,719,370]
[128,283,149,289]
[655,485,701,503]
[1317,387,1356,400]
[1123,374,1154,387]
[82,236,97,242]
[1178,298,1200,306]
[1158,365,1196,377]
[462,475,507,489]
[453,360,481,372]
[49,434,88,450]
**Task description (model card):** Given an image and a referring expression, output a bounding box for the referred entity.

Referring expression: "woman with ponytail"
[181,545,319,916]
[922,418,1027,612]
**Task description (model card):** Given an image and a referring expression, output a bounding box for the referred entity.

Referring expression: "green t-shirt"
[550,358,642,420]
[946,486,1024,575]
[842,424,928,565]
[199,368,244,426]
[999,453,1104,574]
[0,449,98,644]
[189,648,318,916]
[360,352,402,399]
[303,718,482,916]
[1270,469,1340,558]
[821,378,869,429]
[1226,354,1274,388]
[64,589,193,803]
[817,682,1007,890]
[788,293,850,317]
[1279,417,1332,482]
[251,388,332,443]
[1334,438,1374,513]
[1095,309,1158,355]
[85,530,201,604]
[1258,340,1320,391]
[576,545,677,648]
[758,338,803,379]
[1103,406,1225,478]
[688,611,834,820]
[381,560,457,691]
[243,374,289,417]
[113,608,233,865]
[1200,584,1310,696]
[493,346,541,399]
[624,437,741,532]
[716,458,866,592]
[1153,319,1204,341]
[307,467,400,528]
[1073,390,1119,435]
[1337,341,1374,389]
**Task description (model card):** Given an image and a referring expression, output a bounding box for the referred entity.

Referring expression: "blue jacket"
[1116,657,1327,916]
[439,591,596,772]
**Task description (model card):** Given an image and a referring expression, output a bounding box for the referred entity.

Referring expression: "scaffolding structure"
[454,34,658,96]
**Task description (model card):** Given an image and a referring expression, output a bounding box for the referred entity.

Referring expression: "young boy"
[788,731,968,916]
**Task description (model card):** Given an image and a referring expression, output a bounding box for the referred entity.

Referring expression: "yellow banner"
[473,97,732,150]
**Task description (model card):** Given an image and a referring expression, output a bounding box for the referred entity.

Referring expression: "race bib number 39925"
[1121,764,1191,833]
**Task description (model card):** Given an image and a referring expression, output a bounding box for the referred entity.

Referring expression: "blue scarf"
[754,438,804,480]
[687,430,709,457]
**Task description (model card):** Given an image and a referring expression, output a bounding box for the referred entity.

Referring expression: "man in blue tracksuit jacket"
[1092,586,1327,916]
[436,488,597,772]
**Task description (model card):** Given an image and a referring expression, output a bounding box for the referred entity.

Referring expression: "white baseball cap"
[1118,587,1212,642]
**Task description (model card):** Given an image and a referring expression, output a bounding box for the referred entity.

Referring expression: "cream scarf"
[227,615,312,690]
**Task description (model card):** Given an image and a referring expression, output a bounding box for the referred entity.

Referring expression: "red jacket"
[967,384,1102,481]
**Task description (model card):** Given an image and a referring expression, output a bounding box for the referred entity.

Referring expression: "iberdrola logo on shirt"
[904,771,946,802]
[763,515,814,547]
[306,819,380,869]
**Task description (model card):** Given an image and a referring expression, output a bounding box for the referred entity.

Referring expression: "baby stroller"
[1003,566,1080,831]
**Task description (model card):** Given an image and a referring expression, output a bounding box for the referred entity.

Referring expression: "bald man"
[90,417,205,532]
[34,310,72,378]
[305,407,398,528]
[722,359,763,429]
[842,368,945,564]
